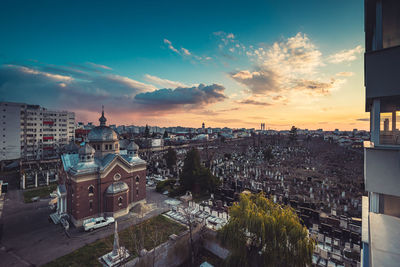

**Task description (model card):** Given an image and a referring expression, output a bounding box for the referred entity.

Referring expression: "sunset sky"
[0,0,369,130]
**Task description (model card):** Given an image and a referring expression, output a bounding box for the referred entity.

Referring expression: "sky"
[0,0,369,130]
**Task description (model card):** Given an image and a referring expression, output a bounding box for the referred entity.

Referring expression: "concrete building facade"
[0,102,75,161]
[362,1,400,266]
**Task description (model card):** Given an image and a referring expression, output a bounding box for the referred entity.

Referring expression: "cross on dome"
[99,105,107,126]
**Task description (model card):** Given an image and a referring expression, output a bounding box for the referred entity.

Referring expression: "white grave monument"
[100,221,130,266]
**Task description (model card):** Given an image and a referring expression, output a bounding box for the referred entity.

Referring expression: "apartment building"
[0,102,75,161]
[362,1,400,266]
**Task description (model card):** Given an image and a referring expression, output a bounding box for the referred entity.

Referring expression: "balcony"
[365,45,400,100]
[364,142,400,197]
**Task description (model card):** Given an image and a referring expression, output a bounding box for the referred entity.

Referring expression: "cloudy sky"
[0,0,368,130]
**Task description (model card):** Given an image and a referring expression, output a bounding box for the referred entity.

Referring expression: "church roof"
[127,141,139,151]
[78,143,95,155]
[87,107,118,142]
[88,126,118,142]
[63,141,79,153]
[61,152,146,175]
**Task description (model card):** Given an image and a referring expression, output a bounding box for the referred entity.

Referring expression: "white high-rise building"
[0,102,75,161]
[362,1,400,266]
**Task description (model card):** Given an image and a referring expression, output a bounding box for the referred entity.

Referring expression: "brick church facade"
[60,110,146,226]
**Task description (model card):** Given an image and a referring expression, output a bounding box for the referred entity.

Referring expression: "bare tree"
[179,203,198,267]
[148,224,161,267]
[127,211,146,264]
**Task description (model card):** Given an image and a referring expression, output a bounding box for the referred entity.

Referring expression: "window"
[118,196,123,206]
[115,144,118,149]
[114,173,121,181]
[88,185,94,196]
[136,176,140,183]
[136,188,139,196]
[89,200,93,210]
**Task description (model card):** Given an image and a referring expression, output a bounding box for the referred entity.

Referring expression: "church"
[59,109,146,227]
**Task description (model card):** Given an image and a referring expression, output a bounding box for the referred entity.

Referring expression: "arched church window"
[136,176,140,183]
[88,185,94,196]
[118,196,123,206]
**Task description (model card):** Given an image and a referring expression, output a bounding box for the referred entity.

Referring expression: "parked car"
[83,217,115,232]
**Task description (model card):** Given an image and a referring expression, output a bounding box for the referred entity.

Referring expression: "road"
[0,187,172,267]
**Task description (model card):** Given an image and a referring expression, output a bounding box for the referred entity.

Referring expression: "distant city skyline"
[0,0,367,130]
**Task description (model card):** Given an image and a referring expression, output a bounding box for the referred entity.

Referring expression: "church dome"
[78,143,95,155]
[127,141,139,156]
[87,107,118,142]
[106,181,129,194]
[127,141,139,151]
[88,126,118,142]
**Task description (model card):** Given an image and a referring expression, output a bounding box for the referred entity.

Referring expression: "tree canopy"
[218,192,314,267]
[164,147,177,171]
[289,126,298,143]
[179,148,220,194]
[144,124,150,138]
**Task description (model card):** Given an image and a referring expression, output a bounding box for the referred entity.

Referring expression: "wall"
[364,147,400,197]
[0,102,21,161]
[66,159,146,225]
[202,229,230,260]
[125,225,230,267]
[365,46,400,100]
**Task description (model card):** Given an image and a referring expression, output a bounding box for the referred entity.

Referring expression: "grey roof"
[106,181,129,194]
[119,139,130,150]
[88,126,118,142]
[78,143,95,155]
[63,141,79,153]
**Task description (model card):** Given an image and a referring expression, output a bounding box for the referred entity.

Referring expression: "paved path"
[0,187,172,267]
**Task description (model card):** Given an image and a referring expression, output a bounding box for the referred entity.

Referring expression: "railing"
[380,132,400,145]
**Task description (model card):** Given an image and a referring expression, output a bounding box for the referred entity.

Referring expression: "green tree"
[180,148,201,191]
[218,192,314,267]
[164,147,177,170]
[179,148,219,194]
[289,126,298,144]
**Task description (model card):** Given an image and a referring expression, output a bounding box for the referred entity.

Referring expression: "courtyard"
[0,187,173,266]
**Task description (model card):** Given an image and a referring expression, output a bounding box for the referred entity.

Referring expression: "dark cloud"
[237,99,271,106]
[293,79,336,95]
[356,118,369,122]
[230,69,279,94]
[218,107,240,112]
[0,64,226,116]
[134,84,226,107]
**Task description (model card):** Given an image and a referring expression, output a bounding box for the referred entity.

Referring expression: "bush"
[155,179,175,193]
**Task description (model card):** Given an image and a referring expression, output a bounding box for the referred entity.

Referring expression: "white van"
[83,217,115,232]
